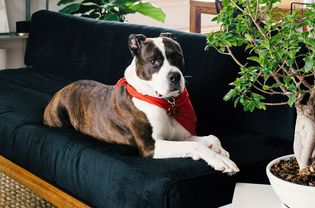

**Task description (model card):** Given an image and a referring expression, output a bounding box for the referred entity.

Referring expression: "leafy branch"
[57,0,166,22]
[206,0,315,112]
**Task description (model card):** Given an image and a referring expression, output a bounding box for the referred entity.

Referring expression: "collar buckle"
[166,97,177,116]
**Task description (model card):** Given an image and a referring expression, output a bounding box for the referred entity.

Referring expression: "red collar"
[115,78,197,135]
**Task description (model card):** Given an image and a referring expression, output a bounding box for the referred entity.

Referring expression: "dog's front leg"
[188,135,230,158]
[153,139,239,174]
[171,119,229,158]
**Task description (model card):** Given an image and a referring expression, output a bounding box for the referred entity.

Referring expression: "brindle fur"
[43,80,155,157]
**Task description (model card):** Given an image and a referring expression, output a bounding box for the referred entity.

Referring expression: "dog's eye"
[149,59,156,65]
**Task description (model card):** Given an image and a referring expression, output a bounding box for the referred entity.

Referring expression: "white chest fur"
[132,97,191,141]
[133,97,239,174]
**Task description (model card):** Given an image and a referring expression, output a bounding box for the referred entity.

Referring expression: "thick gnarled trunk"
[293,104,315,170]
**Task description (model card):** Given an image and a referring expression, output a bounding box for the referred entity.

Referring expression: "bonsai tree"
[57,0,166,22]
[206,0,315,171]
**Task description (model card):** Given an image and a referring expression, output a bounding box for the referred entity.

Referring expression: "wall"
[0,38,27,69]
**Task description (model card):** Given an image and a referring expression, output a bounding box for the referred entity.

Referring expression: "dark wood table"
[189,0,217,33]
[189,0,309,33]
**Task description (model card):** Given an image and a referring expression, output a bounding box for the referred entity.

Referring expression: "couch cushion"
[0,68,292,207]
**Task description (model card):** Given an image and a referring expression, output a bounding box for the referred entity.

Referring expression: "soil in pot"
[270,158,315,186]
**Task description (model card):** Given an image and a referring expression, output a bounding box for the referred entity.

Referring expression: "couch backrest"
[25,10,296,140]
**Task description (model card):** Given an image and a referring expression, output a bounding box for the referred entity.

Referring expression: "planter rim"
[266,154,315,190]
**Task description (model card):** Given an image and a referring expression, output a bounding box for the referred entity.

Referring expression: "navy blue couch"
[0,10,295,208]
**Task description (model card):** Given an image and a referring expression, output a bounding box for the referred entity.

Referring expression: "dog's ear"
[159,32,175,40]
[128,34,146,57]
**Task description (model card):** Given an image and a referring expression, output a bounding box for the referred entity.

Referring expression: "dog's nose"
[168,72,181,83]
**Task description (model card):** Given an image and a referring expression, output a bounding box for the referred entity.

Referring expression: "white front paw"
[202,135,230,158]
[193,143,239,175]
[211,154,240,175]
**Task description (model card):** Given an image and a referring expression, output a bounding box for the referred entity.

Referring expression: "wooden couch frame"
[0,156,90,208]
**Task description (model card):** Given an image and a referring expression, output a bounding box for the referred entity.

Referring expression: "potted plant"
[57,0,165,22]
[206,0,314,207]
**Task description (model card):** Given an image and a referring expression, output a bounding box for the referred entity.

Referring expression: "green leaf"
[252,93,265,101]
[245,33,253,41]
[288,94,296,107]
[262,85,270,90]
[57,0,76,6]
[304,56,314,73]
[247,56,260,63]
[212,16,219,22]
[82,0,108,5]
[222,0,231,7]
[128,2,166,22]
[101,13,122,21]
[223,89,236,101]
[59,3,81,14]
[234,97,240,107]
[77,4,99,14]
[257,103,267,110]
[244,101,255,112]
[82,13,100,18]
[245,44,253,51]
[271,83,280,88]
[288,50,296,59]
[283,76,291,86]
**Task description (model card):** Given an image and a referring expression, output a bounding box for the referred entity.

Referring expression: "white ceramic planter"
[266,154,315,208]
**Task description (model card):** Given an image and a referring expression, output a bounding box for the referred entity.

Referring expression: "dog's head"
[125,33,185,99]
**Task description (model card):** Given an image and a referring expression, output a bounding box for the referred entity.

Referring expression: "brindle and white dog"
[43,33,239,174]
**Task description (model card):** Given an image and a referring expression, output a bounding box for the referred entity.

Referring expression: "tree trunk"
[293,104,315,171]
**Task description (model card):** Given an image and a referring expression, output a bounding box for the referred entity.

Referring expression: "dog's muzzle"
[168,72,182,92]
